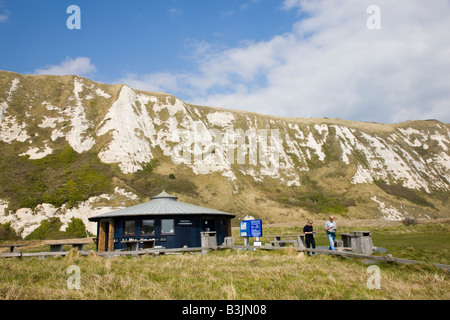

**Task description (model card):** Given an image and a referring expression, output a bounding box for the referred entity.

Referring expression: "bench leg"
[50,245,63,252]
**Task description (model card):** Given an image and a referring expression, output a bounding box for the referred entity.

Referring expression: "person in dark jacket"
[303,220,316,255]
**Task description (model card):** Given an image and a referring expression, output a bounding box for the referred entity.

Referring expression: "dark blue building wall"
[112,215,231,250]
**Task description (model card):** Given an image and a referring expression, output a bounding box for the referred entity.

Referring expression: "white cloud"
[169,8,183,18]
[0,1,8,23]
[120,72,183,94]
[120,0,450,123]
[281,0,302,11]
[34,57,96,76]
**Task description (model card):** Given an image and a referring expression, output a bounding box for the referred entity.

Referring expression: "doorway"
[202,218,216,232]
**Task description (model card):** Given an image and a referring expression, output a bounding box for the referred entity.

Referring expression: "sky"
[1,0,449,124]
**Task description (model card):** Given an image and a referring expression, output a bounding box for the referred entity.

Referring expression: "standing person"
[303,220,316,255]
[324,215,337,251]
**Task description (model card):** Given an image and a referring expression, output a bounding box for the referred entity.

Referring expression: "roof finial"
[151,190,178,200]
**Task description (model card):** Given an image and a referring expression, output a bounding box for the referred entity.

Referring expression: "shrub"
[64,166,111,207]
[0,223,21,241]
[139,159,159,175]
[402,217,419,226]
[65,218,88,238]
[24,217,89,240]
[0,146,113,211]
[25,217,64,240]
[125,159,197,198]
[296,191,349,215]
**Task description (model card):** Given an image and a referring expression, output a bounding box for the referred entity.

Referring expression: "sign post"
[240,219,262,247]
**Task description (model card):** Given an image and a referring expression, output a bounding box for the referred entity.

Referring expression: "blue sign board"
[240,219,262,238]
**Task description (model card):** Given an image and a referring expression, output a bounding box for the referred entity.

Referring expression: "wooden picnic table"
[0,244,27,253]
[270,234,306,249]
[121,239,156,251]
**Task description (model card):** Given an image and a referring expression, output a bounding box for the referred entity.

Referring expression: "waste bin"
[223,236,234,246]
[340,231,373,255]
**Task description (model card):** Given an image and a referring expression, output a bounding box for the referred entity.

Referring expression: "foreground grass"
[0,248,448,300]
[1,220,449,300]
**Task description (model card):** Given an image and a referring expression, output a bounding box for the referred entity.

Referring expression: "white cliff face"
[281,123,450,192]
[96,88,239,180]
[0,78,20,123]
[63,78,96,153]
[207,111,235,127]
[2,75,448,192]
[0,77,107,157]
[0,78,31,143]
[350,132,432,191]
[97,85,157,174]
[19,143,53,159]
[370,196,405,221]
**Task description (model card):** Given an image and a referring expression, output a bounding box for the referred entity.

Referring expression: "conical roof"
[88,191,235,221]
[151,190,178,200]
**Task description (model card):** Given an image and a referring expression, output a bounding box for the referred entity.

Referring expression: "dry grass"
[1,219,448,300]
[0,248,448,300]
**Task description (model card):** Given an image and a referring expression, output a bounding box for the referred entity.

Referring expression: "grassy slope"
[0,220,449,300]
[1,71,450,228]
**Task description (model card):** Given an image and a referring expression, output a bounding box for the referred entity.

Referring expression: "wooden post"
[108,219,115,252]
[98,220,108,253]
[296,235,306,250]
[385,254,395,266]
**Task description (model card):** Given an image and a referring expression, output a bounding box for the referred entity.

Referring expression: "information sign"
[240,219,262,238]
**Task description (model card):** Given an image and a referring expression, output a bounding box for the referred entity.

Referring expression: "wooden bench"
[0,244,27,253]
[48,243,86,252]
[44,239,94,252]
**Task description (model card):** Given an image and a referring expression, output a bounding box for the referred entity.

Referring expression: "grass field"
[246,219,450,265]
[0,219,449,300]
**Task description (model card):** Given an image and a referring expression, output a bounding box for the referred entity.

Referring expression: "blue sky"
[1,0,450,123]
[0,1,295,78]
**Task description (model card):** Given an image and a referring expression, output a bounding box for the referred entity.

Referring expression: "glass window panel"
[161,219,175,234]
[142,220,155,236]
[124,220,135,236]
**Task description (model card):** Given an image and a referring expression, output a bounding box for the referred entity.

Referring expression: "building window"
[124,220,135,236]
[141,219,155,236]
[161,219,175,234]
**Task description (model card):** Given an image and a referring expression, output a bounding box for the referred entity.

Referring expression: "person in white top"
[324,215,337,251]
